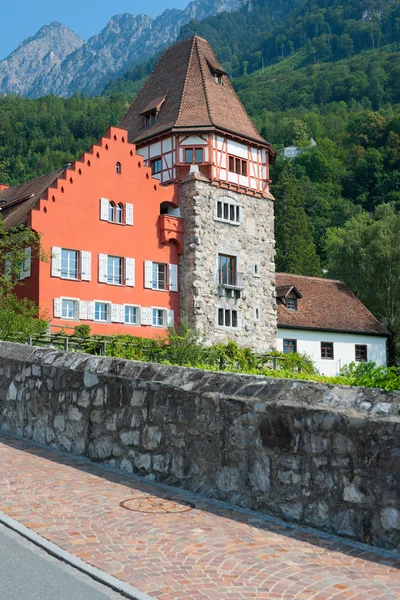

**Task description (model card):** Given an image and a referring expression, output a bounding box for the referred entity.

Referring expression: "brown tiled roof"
[119,35,273,151]
[276,273,389,336]
[0,168,64,228]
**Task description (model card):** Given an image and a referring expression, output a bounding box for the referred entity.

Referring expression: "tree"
[273,167,321,277]
[0,218,49,341]
[326,205,400,363]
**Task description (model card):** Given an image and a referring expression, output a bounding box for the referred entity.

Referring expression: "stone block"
[120,430,140,447]
[84,372,99,388]
[134,452,151,471]
[381,507,400,530]
[120,458,133,474]
[142,426,162,450]
[216,467,241,493]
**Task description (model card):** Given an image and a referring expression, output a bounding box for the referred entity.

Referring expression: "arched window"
[116,203,123,224]
[116,162,121,175]
[108,201,115,222]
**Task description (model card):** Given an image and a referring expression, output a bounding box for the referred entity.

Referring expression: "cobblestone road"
[0,433,399,599]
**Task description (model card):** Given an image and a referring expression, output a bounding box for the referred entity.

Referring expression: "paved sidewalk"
[0,433,399,600]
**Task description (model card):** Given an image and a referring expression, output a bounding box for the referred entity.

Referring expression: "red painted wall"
[23,127,180,337]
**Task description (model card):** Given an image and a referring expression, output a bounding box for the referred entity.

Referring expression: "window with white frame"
[107,256,123,285]
[94,302,110,322]
[100,198,133,226]
[108,201,115,223]
[217,308,239,328]
[152,308,167,327]
[215,200,240,225]
[125,305,139,325]
[61,249,79,279]
[61,298,78,320]
[152,262,167,290]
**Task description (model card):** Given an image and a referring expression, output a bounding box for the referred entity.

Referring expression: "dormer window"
[215,74,222,85]
[145,112,157,127]
[287,298,297,311]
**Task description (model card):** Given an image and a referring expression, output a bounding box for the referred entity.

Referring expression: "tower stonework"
[179,173,276,352]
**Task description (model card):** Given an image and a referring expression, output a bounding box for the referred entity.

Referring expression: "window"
[355,344,368,362]
[253,262,260,278]
[228,155,247,176]
[215,200,240,225]
[107,256,123,285]
[321,342,334,360]
[218,254,237,286]
[184,148,203,164]
[151,158,162,175]
[95,302,110,322]
[254,307,260,322]
[286,298,298,311]
[61,299,78,320]
[283,339,297,354]
[109,201,115,222]
[218,308,239,328]
[125,305,138,325]
[215,74,222,85]
[61,249,78,279]
[152,262,167,290]
[145,112,156,127]
[116,162,121,175]
[152,308,167,327]
[116,203,123,224]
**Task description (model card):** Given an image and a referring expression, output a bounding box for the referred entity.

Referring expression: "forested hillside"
[1,0,399,358]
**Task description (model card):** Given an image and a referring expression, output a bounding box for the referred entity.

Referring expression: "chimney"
[0,184,9,192]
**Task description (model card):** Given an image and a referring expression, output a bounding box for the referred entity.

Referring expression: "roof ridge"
[195,36,213,125]
[276,272,344,284]
[175,36,197,126]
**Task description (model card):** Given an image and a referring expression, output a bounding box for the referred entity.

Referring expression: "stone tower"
[120,35,276,351]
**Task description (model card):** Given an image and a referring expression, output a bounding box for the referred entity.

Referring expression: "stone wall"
[0,341,400,552]
[179,174,276,352]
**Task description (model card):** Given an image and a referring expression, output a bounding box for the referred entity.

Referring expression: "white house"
[275,273,389,376]
[283,137,317,159]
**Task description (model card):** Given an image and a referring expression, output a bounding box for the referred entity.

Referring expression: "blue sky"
[0,0,189,60]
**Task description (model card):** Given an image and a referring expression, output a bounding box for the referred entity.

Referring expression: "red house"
[0,36,277,350]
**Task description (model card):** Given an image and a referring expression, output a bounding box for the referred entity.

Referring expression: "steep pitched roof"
[276,273,389,337]
[0,168,65,228]
[119,35,271,150]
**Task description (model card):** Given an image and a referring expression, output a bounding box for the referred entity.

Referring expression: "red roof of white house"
[276,273,389,337]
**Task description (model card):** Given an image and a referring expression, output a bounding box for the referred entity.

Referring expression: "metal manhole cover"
[120,496,195,514]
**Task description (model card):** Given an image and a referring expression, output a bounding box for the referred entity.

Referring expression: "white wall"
[276,329,387,376]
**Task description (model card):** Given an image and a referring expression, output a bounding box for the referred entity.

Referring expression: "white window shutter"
[118,304,125,323]
[87,301,95,321]
[54,298,62,318]
[98,254,108,283]
[51,247,61,277]
[111,304,120,323]
[141,307,153,326]
[22,247,31,279]
[144,261,153,289]
[169,264,178,292]
[100,198,109,221]
[79,301,88,320]
[168,310,175,327]
[125,257,135,287]
[80,251,91,281]
[125,203,134,226]
[4,258,11,280]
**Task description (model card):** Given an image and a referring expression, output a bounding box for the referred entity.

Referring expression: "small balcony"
[158,214,184,254]
[217,272,244,300]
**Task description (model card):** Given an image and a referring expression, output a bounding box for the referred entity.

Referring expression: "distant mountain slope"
[0,23,84,96]
[0,0,243,98]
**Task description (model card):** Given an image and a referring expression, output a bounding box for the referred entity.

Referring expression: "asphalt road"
[0,523,127,600]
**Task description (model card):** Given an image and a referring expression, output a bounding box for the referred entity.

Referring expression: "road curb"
[0,510,156,600]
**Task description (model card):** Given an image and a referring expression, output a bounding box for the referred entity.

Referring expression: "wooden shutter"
[111,304,121,323]
[144,261,153,289]
[168,310,175,327]
[125,257,135,287]
[141,307,153,326]
[100,198,109,221]
[53,298,62,318]
[80,251,91,281]
[21,247,31,279]
[51,247,61,277]
[169,264,178,292]
[118,304,125,323]
[98,254,108,283]
[125,203,134,226]
[79,300,88,320]
[87,301,95,321]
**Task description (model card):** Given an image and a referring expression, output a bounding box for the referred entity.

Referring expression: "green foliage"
[74,324,91,338]
[0,292,48,342]
[339,361,400,391]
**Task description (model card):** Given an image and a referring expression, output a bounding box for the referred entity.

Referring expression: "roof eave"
[277,324,390,338]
